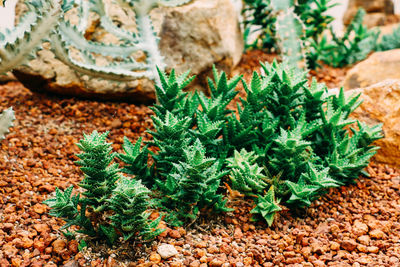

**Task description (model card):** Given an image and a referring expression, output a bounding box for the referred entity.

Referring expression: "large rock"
[13,0,243,103]
[341,80,400,166]
[343,0,394,27]
[343,49,400,90]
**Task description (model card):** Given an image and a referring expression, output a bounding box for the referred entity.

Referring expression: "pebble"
[367,246,379,253]
[357,235,370,245]
[157,244,178,259]
[149,253,161,263]
[369,229,386,239]
[341,239,358,252]
[352,220,369,236]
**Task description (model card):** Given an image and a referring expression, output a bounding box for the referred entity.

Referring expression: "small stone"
[49,128,58,135]
[149,253,161,263]
[357,256,373,265]
[301,247,312,259]
[367,246,379,253]
[242,223,250,232]
[32,204,47,214]
[195,241,207,248]
[33,224,50,233]
[189,261,201,267]
[330,224,340,234]
[243,257,253,265]
[169,230,182,239]
[369,229,386,239]
[352,220,369,236]
[311,242,325,254]
[312,260,325,267]
[62,260,79,267]
[3,244,18,257]
[272,234,280,240]
[330,241,340,251]
[357,244,367,252]
[170,262,182,267]
[285,257,303,264]
[199,256,207,263]
[341,239,357,251]
[21,237,33,249]
[233,227,243,239]
[52,239,66,254]
[33,241,46,252]
[207,246,219,254]
[357,235,370,245]
[157,244,178,259]
[68,240,79,254]
[3,223,14,232]
[209,259,224,267]
[11,258,22,267]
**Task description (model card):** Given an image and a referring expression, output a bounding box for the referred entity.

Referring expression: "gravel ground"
[0,51,399,266]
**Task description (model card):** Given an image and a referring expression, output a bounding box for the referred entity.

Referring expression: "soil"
[0,50,399,266]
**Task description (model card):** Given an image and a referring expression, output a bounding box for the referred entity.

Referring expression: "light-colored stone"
[343,0,394,25]
[369,229,386,239]
[376,22,400,36]
[352,220,369,237]
[332,79,400,166]
[157,244,178,259]
[13,0,243,103]
[362,12,387,28]
[343,49,400,90]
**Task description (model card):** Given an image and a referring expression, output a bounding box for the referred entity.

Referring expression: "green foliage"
[295,0,337,41]
[108,178,164,241]
[45,131,162,245]
[156,139,230,226]
[376,25,400,51]
[242,0,335,67]
[242,2,383,69]
[229,61,380,223]
[117,137,154,187]
[250,186,281,226]
[76,131,120,212]
[310,9,379,68]
[147,111,192,177]
[286,163,341,208]
[47,61,382,241]
[226,149,268,194]
[242,0,276,50]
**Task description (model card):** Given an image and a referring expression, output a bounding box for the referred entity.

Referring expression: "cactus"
[0,0,63,74]
[0,0,193,84]
[0,107,15,141]
[271,0,306,68]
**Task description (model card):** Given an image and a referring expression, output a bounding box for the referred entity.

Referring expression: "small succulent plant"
[44,131,162,245]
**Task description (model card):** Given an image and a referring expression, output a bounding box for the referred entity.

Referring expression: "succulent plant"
[0,107,15,141]
[45,131,162,245]
[0,0,193,85]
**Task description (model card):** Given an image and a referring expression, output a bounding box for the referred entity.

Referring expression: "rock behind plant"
[13,0,243,103]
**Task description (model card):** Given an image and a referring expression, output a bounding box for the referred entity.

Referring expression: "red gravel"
[0,51,399,266]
